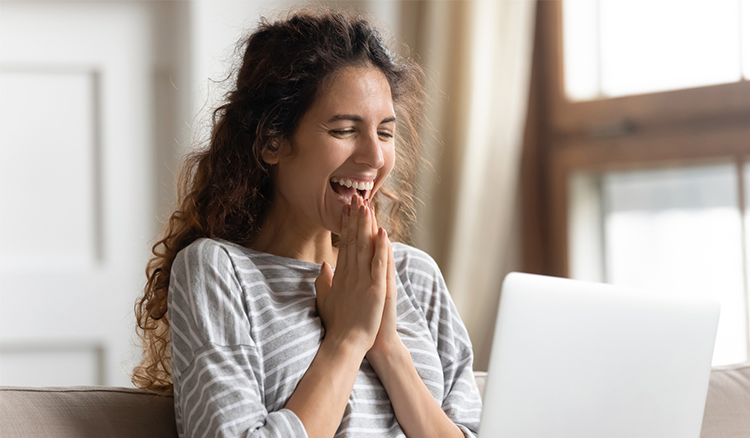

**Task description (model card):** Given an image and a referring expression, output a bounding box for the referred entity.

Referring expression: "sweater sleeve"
[169,239,308,438]
[436,288,483,438]
[395,244,483,437]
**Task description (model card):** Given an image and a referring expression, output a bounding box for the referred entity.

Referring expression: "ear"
[262,148,279,165]
[261,140,280,165]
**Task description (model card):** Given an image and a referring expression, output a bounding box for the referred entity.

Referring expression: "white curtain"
[408,0,537,370]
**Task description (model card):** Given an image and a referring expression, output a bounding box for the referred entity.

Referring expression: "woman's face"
[265,65,396,235]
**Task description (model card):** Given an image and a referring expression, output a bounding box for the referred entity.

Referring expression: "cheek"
[274,161,318,201]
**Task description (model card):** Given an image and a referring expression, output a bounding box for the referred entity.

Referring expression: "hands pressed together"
[314,194,400,361]
[290,195,465,438]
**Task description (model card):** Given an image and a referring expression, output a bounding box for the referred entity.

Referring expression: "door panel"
[0,1,154,387]
[1,70,100,270]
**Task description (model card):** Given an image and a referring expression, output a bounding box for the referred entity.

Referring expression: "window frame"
[529,0,750,279]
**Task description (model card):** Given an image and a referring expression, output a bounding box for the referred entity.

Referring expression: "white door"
[0,1,155,387]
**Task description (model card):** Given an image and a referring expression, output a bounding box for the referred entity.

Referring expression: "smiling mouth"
[330,177,373,201]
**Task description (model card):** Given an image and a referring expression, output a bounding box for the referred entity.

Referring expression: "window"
[569,164,748,365]
[524,1,750,365]
[563,0,750,101]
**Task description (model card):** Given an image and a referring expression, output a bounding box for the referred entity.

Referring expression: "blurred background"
[1,0,748,387]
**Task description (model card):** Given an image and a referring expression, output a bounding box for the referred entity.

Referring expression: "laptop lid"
[478,272,720,438]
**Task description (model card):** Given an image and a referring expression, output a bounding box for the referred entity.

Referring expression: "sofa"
[1,363,748,437]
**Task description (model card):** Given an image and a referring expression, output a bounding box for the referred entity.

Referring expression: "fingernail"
[378,227,385,237]
[359,205,366,216]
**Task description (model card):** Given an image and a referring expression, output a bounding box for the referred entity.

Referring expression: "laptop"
[478,272,720,438]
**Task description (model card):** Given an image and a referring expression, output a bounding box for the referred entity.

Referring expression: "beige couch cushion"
[701,361,750,438]
[0,386,177,438]
[0,364,747,437]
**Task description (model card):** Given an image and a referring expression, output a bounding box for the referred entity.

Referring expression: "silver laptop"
[478,272,720,438]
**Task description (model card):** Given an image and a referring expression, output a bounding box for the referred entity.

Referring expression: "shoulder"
[392,244,475,365]
[392,242,443,281]
[168,240,259,373]
[169,239,262,296]
[391,242,447,309]
[173,238,255,274]
[392,242,440,270]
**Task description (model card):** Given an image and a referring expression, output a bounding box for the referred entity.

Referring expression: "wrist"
[366,337,409,378]
[321,331,369,364]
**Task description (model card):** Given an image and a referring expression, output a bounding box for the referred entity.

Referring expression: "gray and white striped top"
[169,237,482,438]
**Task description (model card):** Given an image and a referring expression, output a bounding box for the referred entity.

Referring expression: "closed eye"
[329,129,393,139]
[330,130,355,136]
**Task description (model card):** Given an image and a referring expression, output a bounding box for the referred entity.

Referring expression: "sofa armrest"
[0,386,177,438]
[700,361,750,438]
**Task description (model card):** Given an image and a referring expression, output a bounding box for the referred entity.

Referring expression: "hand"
[315,195,390,356]
[366,233,402,360]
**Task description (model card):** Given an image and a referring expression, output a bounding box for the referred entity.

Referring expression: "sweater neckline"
[216,238,325,271]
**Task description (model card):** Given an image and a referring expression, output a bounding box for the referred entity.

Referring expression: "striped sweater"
[169,238,482,437]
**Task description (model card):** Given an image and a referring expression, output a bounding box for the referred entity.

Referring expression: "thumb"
[315,261,333,307]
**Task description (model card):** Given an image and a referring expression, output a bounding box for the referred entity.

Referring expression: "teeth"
[330,178,374,191]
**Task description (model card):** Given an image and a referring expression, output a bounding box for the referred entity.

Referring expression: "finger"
[371,227,388,285]
[315,261,334,313]
[386,235,397,300]
[315,261,333,297]
[357,203,373,273]
[346,195,360,270]
[337,205,350,271]
[369,205,378,256]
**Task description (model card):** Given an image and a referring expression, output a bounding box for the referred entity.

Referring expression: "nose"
[353,131,386,169]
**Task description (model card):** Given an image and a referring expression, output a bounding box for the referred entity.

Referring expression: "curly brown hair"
[132,8,425,394]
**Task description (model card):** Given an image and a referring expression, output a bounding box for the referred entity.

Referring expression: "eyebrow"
[328,114,397,124]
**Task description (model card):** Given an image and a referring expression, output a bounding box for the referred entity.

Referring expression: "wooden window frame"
[523,0,750,279]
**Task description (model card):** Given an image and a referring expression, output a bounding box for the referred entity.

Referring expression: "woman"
[134,8,482,438]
